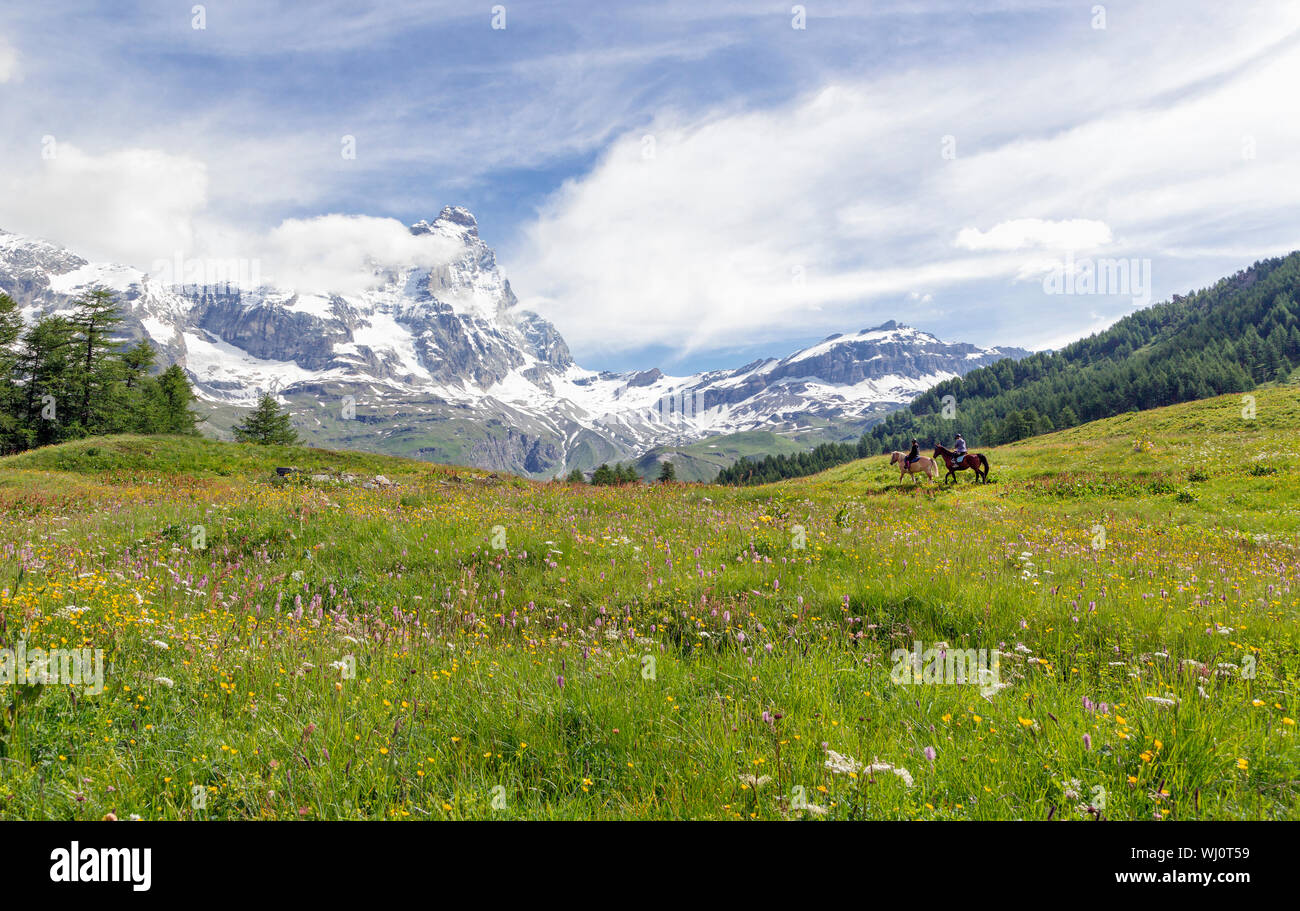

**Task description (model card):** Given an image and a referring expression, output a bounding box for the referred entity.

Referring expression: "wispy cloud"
[955,220,1112,253]
[3,143,208,265]
[0,37,18,83]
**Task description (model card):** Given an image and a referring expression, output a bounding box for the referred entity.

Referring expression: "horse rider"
[953,433,968,466]
[904,438,920,466]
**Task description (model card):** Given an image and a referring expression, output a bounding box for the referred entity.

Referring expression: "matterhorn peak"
[438,206,477,230]
[410,205,479,239]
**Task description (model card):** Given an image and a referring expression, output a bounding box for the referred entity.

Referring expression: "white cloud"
[955,219,1112,253]
[255,215,464,295]
[0,144,463,296]
[0,39,18,83]
[2,143,207,265]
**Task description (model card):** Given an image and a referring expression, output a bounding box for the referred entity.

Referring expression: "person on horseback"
[953,434,967,466]
[904,438,920,466]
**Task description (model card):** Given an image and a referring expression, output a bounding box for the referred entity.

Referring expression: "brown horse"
[932,444,989,483]
[889,450,937,483]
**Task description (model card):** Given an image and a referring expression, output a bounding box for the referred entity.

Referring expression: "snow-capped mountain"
[0,209,1028,476]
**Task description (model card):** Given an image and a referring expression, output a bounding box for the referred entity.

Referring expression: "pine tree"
[16,316,77,447]
[69,286,123,433]
[233,394,299,445]
[0,294,24,452]
[658,460,677,483]
[0,293,20,366]
[565,468,585,484]
[99,339,157,433]
[155,364,201,434]
[590,463,615,486]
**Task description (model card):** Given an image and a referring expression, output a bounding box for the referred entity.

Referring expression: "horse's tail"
[978,454,989,477]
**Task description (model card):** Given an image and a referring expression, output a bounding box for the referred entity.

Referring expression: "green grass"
[0,386,1297,820]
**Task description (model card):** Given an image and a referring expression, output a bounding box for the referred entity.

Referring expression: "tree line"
[563,460,677,485]
[714,438,873,485]
[0,287,201,454]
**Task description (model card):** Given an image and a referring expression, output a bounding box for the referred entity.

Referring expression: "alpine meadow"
[0,383,1296,820]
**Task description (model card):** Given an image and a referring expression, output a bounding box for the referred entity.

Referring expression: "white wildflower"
[865,761,915,788]
[824,750,863,775]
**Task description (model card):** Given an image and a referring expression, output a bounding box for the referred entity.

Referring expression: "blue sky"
[3,1,1300,373]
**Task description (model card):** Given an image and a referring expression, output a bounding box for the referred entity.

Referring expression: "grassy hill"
[814,382,1300,537]
[0,386,1296,820]
[0,433,474,479]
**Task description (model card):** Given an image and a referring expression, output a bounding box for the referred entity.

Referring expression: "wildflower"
[865,761,915,788]
[824,750,862,775]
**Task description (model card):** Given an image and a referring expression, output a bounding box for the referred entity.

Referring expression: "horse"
[932,444,989,483]
[890,450,938,483]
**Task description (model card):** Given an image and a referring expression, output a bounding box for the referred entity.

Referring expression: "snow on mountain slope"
[0,210,1029,476]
